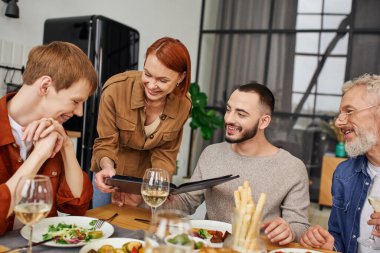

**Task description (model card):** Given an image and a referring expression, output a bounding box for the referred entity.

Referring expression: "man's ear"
[259,114,271,130]
[39,76,53,95]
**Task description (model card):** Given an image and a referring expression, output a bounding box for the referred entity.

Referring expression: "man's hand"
[368,211,380,237]
[300,225,334,250]
[112,192,143,207]
[94,168,117,193]
[33,131,63,160]
[261,217,294,245]
[22,118,67,157]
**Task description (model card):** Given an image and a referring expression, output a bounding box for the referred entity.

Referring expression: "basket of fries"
[229,181,266,253]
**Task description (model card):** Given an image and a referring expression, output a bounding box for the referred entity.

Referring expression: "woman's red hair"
[145,37,191,97]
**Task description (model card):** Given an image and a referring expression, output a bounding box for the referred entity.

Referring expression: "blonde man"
[0,41,97,235]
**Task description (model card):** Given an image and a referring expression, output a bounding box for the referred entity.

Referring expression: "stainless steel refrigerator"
[43,15,139,174]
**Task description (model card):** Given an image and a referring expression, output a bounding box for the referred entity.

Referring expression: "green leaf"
[190,121,199,129]
[198,229,212,239]
[206,110,216,117]
[42,233,52,240]
[89,220,97,226]
[189,83,200,96]
[201,127,213,140]
[189,82,224,140]
[57,238,68,244]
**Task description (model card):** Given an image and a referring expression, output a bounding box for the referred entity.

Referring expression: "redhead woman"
[91,37,192,207]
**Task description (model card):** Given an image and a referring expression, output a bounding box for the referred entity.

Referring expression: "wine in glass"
[357,195,380,250]
[14,175,53,253]
[141,168,170,221]
[368,196,380,211]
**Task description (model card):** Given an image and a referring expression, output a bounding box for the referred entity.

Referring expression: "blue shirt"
[328,155,371,253]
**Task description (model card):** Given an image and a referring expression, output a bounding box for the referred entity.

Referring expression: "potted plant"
[186,82,224,176]
[189,83,224,139]
[329,121,346,158]
[320,119,346,157]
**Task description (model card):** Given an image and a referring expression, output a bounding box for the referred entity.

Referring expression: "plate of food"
[20,216,114,247]
[268,248,324,253]
[79,237,144,253]
[190,220,232,248]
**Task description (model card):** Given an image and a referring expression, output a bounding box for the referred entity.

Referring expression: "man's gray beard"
[345,129,377,157]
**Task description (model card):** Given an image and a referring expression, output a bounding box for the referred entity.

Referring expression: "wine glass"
[141,168,170,221]
[144,209,194,253]
[357,173,380,251]
[14,175,53,253]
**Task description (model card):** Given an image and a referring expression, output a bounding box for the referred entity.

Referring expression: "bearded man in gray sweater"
[164,82,310,245]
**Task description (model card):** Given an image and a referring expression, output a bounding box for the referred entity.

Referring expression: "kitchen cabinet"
[319,154,346,208]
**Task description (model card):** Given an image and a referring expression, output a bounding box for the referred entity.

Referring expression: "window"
[194,0,380,201]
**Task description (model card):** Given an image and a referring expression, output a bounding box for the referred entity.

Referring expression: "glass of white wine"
[357,195,380,251]
[14,175,53,253]
[141,168,170,221]
[145,209,194,253]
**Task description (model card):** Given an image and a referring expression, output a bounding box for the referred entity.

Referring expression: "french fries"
[232,181,266,252]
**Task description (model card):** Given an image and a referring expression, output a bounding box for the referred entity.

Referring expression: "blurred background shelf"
[319,154,347,208]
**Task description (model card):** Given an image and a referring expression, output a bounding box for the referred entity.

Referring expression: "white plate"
[79,237,145,253]
[190,220,232,248]
[20,216,114,248]
[268,248,324,253]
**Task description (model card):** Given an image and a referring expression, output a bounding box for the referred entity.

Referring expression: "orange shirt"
[0,93,93,236]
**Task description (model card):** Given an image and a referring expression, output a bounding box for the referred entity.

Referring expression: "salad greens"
[167,234,191,246]
[42,220,103,244]
[198,229,212,239]
[167,233,205,250]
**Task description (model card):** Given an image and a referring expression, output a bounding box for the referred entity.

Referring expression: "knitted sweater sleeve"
[282,160,310,242]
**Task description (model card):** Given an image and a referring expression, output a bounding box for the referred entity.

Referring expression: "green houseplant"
[319,118,346,158]
[186,82,224,176]
[189,82,224,140]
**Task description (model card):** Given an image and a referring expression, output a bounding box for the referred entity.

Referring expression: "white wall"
[0,0,202,69]
[0,0,202,183]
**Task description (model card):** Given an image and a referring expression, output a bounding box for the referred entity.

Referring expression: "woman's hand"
[112,192,143,207]
[94,168,116,193]
[300,225,334,250]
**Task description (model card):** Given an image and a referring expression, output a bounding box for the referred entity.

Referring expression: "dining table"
[86,204,337,253]
[0,204,336,253]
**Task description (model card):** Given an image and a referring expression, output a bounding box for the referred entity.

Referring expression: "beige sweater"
[164,142,310,241]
